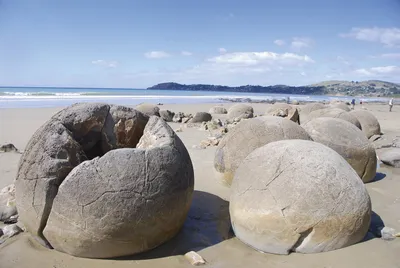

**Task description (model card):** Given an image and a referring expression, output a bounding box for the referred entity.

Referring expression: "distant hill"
[147,80,400,97]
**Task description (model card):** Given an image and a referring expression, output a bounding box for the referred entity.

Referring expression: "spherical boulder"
[230,139,371,255]
[15,103,194,258]
[159,109,175,122]
[214,116,312,186]
[265,103,299,124]
[190,112,212,123]
[303,118,377,183]
[209,106,228,114]
[304,108,361,129]
[330,102,351,112]
[135,103,160,117]
[298,103,326,123]
[349,110,381,139]
[227,104,254,120]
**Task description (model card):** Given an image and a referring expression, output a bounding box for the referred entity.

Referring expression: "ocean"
[0,86,390,109]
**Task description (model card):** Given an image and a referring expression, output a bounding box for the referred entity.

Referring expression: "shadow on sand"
[116,190,234,260]
[369,172,386,183]
[363,211,385,242]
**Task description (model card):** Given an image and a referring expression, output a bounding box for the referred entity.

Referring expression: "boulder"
[135,103,160,117]
[227,104,254,120]
[16,103,194,258]
[330,102,351,112]
[159,110,175,122]
[214,116,312,186]
[265,103,300,124]
[230,140,371,255]
[379,149,400,168]
[0,143,19,153]
[349,110,381,139]
[304,108,361,129]
[190,112,212,123]
[291,100,299,105]
[303,118,377,183]
[173,112,185,123]
[298,103,326,123]
[209,106,228,114]
[0,184,17,222]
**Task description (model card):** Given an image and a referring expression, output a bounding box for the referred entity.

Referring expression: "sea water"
[0,87,390,109]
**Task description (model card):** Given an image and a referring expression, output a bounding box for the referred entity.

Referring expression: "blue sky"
[0,0,400,88]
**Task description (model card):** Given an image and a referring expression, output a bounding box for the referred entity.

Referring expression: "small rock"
[0,224,23,242]
[380,149,400,168]
[173,112,185,123]
[381,227,397,241]
[184,251,206,266]
[192,145,206,150]
[369,135,381,142]
[175,128,183,133]
[159,110,175,122]
[0,144,19,153]
[182,117,191,124]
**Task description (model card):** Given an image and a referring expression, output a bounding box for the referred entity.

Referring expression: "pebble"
[381,227,397,241]
[184,251,206,266]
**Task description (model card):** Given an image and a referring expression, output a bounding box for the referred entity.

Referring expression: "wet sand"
[0,102,399,268]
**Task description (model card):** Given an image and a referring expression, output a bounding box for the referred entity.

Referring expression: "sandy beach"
[0,102,399,268]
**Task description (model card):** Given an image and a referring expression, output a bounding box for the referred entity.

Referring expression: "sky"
[0,0,400,88]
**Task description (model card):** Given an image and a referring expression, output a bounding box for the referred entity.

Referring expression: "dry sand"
[0,102,399,268]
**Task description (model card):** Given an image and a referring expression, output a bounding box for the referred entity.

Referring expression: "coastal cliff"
[148,80,400,97]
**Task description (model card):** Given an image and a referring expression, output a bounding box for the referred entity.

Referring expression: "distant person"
[286,96,290,104]
[389,98,394,112]
[351,98,356,110]
[360,100,363,105]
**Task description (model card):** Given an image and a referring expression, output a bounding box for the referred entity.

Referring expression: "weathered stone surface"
[173,112,185,123]
[0,184,17,222]
[0,224,23,240]
[381,227,397,241]
[230,140,371,254]
[227,104,254,120]
[184,251,206,266]
[209,106,227,114]
[159,110,175,122]
[42,116,194,258]
[349,110,381,139]
[214,116,312,186]
[304,108,361,129]
[303,118,377,183]
[16,103,194,258]
[190,112,212,123]
[298,103,326,123]
[135,103,160,117]
[291,100,299,105]
[380,149,400,168]
[266,103,300,124]
[330,102,351,112]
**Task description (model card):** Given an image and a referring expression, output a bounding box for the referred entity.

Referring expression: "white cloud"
[300,71,307,76]
[354,65,400,77]
[340,27,400,47]
[181,51,193,56]
[144,51,171,59]
[219,48,227,54]
[290,37,313,49]
[91,60,118,68]
[208,51,315,66]
[274,39,286,46]
[380,53,400,59]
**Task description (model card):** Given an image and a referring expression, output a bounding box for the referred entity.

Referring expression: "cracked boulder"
[349,110,381,139]
[15,103,194,258]
[230,139,371,255]
[303,118,377,183]
[214,116,312,186]
[303,108,361,129]
[265,103,300,124]
[227,104,254,120]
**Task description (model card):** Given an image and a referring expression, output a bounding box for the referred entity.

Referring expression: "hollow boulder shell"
[15,103,194,258]
[214,116,312,186]
[230,139,371,255]
[349,110,381,139]
[304,108,361,129]
[303,118,377,183]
